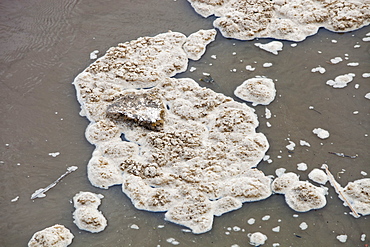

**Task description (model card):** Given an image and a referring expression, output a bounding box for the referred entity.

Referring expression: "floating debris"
[31,166,78,200]
[200,74,215,84]
[328,152,357,159]
[322,164,360,218]
[11,196,19,202]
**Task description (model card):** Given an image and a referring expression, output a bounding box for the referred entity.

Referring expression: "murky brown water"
[0,0,369,246]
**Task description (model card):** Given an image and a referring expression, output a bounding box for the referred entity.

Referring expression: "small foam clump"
[326,73,355,88]
[73,30,272,234]
[272,172,327,212]
[73,192,107,233]
[342,178,370,216]
[297,162,308,171]
[234,77,276,106]
[299,222,308,230]
[255,41,283,55]
[308,168,328,185]
[187,0,370,41]
[311,66,326,74]
[312,128,329,139]
[28,224,74,247]
[248,232,267,246]
[336,234,348,243]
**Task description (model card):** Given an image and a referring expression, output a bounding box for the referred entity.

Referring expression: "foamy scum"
[187,0,370,41]
[73,29,275,234]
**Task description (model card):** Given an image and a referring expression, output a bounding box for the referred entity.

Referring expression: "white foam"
[275,168,286,177]
[343,178,370,216]
[263,62,273,68]
[48,152,60,157]
[330,57,343,64]
[265,108,271,119]
[272,172,327,212]
[262,215,270,221]
[233,226,241,231]
[187,0,370,41]
[299,140,311,147]
[246,65,256,71]
[347,62,359,67]
[73,30,274,234]
[166,238,180,245]
[361,233,366,242]
[362,73,370,78]
[130,224,140,230]
[90,50,99,60]
[336,234,348,243]
[366,93,370,100]
[248,218,256,225]
[234,77,276,106]
[299,222,308,230]
[297,163,308,171]
[311,66,326,74]
[28,225,74,247]
[286,141,296,151]
[248,232,267,246]
[72,192,107,233]
[272,226,280,232]
[308,169,328,185]
[255,41,283,55]
[312,128,330,139]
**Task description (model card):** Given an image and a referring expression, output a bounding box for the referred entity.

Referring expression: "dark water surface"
[0,0,369,246]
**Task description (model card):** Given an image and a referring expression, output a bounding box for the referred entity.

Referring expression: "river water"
[0,0,369,246]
